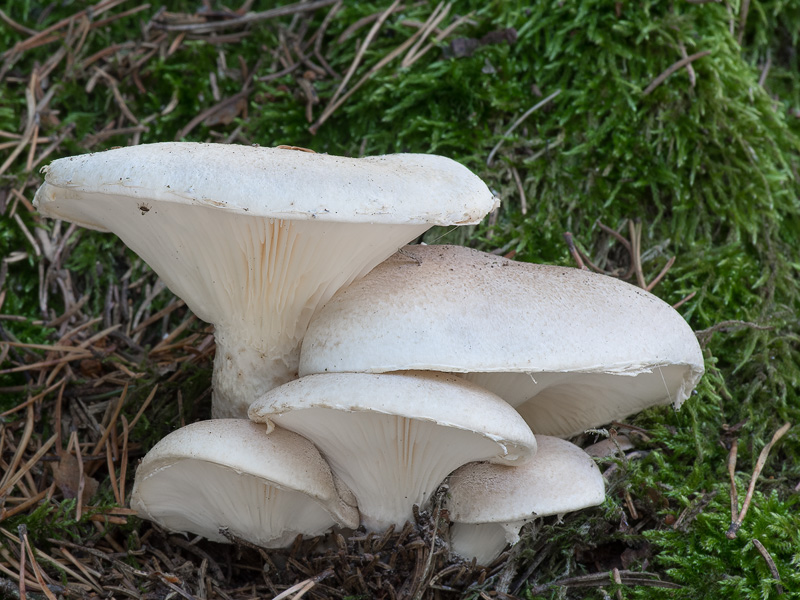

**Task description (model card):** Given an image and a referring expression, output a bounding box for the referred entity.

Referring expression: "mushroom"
[248,371,537,532]
[129,419,359,547]
[33,144,498,418]
[446,436,605,565]
[299,245,704,437]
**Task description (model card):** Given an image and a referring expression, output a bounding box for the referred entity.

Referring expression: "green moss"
[1,0,800,596]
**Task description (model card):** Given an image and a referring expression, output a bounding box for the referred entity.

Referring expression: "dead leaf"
[52,453,99,503]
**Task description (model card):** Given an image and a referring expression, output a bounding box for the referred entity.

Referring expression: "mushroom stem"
[211,332,299,419]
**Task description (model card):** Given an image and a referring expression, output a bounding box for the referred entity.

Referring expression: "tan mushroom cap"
[248,371,536,532]
[299,245,704,437]
[446,436,605,564]
[34,145,498,418]
[130,419,359,547]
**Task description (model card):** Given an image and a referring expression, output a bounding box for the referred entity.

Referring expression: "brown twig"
[0,77,36,177]
[310,18,427,134]
[2,0,130,58]
[0,404,35,493]
[673,490,717,532]
[401,2,450,68]
[751,539,783,594]
[563,233,588,270]
[596,219,633,255]
[695,320,772,346]
[153,0,338,33]
[91,385,128,456]
[402,11,474,68]
[19,526,58,600]
[612,567,623,600]
[486,89,562,165]
[70,431,86,521]
[645,255,675,291]
[510,165,527,215]
[529,570,681,594]
[727,423,791,539]
[758,52,771,88]
[628,220,647,288]
[677,41,696,87]
[105,440,121,506]
[737,0,750,45]
[319,0,401,124]
[642,50,711,96]
[337,4,407,43]
[0,435,57,507]
[0,379,66,418]
[0,486,53,522]
[119,415,130,502]
[17,526,26,600]
[672,290,696,309]
[0,9,37,35]
[727,438,739,524]
[91,68,140,125]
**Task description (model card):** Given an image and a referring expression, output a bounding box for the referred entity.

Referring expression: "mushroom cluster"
[35,145,704,565]
[282,244,703,561]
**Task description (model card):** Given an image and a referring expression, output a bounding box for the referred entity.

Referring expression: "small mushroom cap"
[299,245,704,437]
[446,436,605,564]
[130,419,359,547]
[248,371,536,531]
[446,436,605,524]
[34,143,497,226]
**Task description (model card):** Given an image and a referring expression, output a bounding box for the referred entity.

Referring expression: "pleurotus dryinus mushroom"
[299,245,704,437]
[130,419,359,547]
[34,144,498,418]
[248,371,536,532]
[446,436,605,565]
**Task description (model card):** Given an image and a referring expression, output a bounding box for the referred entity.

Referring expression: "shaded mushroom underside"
[38,194,430,417]
[132,459,342,547]
[465,365,693,437]
[269,408,509,532]
[129,420,360,543]
[249,371,537,532]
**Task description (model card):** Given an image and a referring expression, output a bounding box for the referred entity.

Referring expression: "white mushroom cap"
[248,371,536,532]
[299,245,704,437]
[34,145,498,418]
[446,436,605,565]
[129,419,359,547]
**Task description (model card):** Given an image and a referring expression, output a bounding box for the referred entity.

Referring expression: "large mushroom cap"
[34,143,497,226]
[34,145,498,418]
[446,436,605,565]
[299,244,704,437]
[130,419,359,547]
[248,371,536,532]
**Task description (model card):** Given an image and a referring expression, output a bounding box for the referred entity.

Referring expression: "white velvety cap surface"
[130,419,359,547]
[299,245,705,437]
[446,436,605,523]
[248,371,536,531]
[33,143,497,226]
[446,436,605,564]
